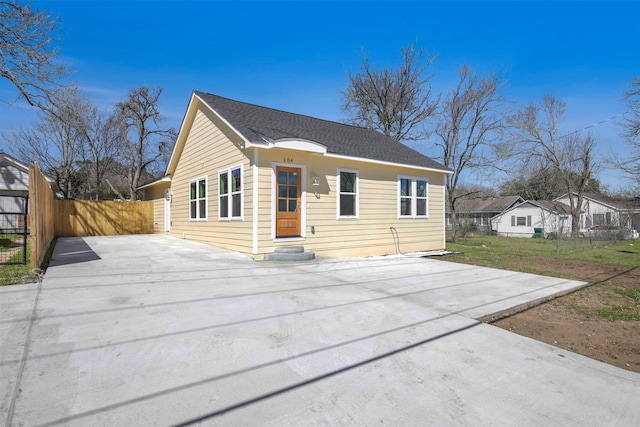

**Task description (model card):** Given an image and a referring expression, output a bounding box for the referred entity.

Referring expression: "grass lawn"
[445,235,640,321]
[445,234,640,372]
[446,234,640,274]
[0,241,34,286]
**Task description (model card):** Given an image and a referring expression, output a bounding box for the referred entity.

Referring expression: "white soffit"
[248,138,327,154]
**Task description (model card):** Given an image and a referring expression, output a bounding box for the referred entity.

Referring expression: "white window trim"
[218,164,244,221]
[337,168,359,220]
[189,176,208,222]
[512,215,532,227]
[397,175,429,219]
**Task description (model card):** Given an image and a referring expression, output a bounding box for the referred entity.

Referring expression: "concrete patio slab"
[1,235,639,426]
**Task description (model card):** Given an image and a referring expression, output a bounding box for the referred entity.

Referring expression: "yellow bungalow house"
[141,91,451,260]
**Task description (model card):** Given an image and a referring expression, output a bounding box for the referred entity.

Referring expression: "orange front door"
[276,167,301,237]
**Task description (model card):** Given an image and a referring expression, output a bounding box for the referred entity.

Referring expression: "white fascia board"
[245,140,270,149]
[273,138,327,154]
[0,154,30,172]
[137,176,172,190]
[324,153,452,175]
[248,138,327,154]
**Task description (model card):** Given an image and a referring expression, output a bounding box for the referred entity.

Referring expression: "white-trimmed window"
[511,215,531,227]
[398,176,428,218]
[189,177,207,221]
[593,213,612,226]
[219,166,243,220]
[337,169,358,218]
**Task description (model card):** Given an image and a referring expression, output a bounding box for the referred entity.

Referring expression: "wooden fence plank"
[28,163,55,268]
[54,200,154,237]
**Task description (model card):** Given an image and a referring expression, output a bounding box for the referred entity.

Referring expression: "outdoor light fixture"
[311,173,321,198]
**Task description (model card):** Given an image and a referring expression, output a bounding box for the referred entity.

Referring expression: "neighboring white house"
[555,192,640,232]
[0,153,31,233]
[0,153,30,196]
[491,200,573,237]
[445,195,524,233]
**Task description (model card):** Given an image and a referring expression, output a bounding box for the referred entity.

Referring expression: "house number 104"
[284,157,294,163]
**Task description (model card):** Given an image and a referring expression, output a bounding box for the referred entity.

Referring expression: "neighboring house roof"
[533,200,574,215]
[555,192,640,212]
[0,152,30,191]
[192,91,450,173]
[447,195,524,214]
[0,152,30,172]
[492,200,574,220]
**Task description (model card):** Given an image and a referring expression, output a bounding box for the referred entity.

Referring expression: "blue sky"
[1,0,638,190]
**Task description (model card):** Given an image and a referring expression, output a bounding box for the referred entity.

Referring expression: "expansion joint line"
[5,279,43,427]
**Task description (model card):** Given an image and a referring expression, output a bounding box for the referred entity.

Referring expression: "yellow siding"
[144,182,170,233]
[255,149,446,259]
[147,97,447,259]
[167,100,253,253]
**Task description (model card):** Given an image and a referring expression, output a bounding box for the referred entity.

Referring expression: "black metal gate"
[0,194,28,265]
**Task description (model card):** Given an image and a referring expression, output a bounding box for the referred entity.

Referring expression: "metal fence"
[448,225,639,253]
[0,194,28,265]
[548,229,639,251]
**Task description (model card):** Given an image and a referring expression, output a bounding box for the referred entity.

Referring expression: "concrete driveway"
[1,235,639,426]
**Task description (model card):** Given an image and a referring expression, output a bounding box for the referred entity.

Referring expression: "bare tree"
[77,106,120,199]
[615,76,640,185]
[0,0,68,110]
[500,165,601,200]
[434,64,508,243]
[113,87,176,200]
[341,42,438,143]
[6,86,85,198]
[509,94,599,232]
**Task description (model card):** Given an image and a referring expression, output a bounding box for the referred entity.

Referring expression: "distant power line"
[557,111,629,140]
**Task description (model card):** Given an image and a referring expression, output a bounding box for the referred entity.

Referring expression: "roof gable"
[493,199,574,219]
[192,91,449,172]
[0,152,29,172]
[555,192,640,212]
[533,200,574,214]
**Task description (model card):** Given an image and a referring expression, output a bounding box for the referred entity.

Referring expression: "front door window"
[276,167,301,237]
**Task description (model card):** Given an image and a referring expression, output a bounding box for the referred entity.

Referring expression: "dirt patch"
[449,256,640,373]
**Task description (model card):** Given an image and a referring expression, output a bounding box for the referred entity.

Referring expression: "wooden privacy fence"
[29,163,55,268]
[55,200,154,237]
[28,164,155,267]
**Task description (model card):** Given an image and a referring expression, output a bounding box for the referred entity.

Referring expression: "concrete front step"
[273,245,305,254]
[265,246,315,261]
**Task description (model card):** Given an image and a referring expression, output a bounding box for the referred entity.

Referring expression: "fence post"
[29,162,55,268]
[22,195,28,265]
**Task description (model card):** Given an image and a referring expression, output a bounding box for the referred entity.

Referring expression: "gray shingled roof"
[194,91,449,172]
[447,196,523,214]
[534,200,574,214]
[557,192,640,212]
[583,192,640,211]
